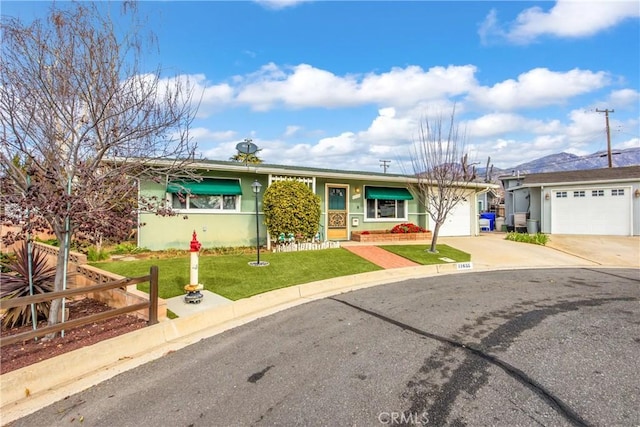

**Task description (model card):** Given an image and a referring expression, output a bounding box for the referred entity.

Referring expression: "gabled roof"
[501,165,640,186]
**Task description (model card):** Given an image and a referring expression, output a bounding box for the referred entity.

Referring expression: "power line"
[379,160,391,173]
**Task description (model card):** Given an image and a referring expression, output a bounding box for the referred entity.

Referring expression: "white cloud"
[468,68,610,110]
[283,125,302,137]
[465,113,563,138]
[358,107,417,144]
[480,0,640,44]
[310,132,360,157]
[235,64,360,111]
[192,64,610,123]
[614,137,639,150]
[232,64,478,111]
[186,58,633,172]
[191,127,237,142]
[608,88,640,107]
[359,65,478,106]
[254,0,312,10]
[465,113,529,137]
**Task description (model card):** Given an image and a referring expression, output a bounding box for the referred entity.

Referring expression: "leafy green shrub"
[505,232,548,246]
[0,252,16,273]
[87,246,110,262]
[36,237,59,246]
[0,242,56,328]
[263,180,321,242]
[111,242,148,255]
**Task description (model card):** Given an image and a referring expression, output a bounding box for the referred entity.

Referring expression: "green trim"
[167,179,242,195]
[365,186,413,200]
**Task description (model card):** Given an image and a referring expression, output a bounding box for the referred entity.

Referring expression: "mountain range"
[478,147,640,180]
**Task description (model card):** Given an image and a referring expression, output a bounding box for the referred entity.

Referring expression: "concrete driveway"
[8,267,639,427]
[439,233,639,269]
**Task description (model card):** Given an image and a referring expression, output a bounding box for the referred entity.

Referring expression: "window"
[573,190,585,197]
[592,190,604,197]
[556,191,567,198]
[167,178,242,212]
[364,186,412,220]
[172,194,237,211]
[611,189,625,196]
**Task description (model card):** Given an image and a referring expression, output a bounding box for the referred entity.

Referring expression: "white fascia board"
[119,157,498,191]
[521,177,639,188]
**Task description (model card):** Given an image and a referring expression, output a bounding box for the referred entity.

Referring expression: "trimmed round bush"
[262,180,321,242]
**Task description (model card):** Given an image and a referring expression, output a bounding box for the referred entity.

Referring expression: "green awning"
[365,186,413,200]
[167,179,242,196]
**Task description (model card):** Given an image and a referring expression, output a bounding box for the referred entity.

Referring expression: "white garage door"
[438,199,471,236]
[551,187,631,235]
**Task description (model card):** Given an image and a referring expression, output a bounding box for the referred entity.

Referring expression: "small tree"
[262,180,321,243]
[0,2,199,336]
[229,148,263,164]
[408,107,477,253]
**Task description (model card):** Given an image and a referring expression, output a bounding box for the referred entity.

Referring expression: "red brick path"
[343,245,420,269]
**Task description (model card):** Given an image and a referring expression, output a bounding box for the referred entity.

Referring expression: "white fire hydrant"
[184,231,204,304]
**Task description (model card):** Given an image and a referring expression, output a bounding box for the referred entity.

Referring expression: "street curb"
[0,260,624,424]
[0,263,461,423]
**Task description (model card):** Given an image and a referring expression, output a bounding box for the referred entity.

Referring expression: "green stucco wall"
[139,174,435,250]
[138,175,268,250]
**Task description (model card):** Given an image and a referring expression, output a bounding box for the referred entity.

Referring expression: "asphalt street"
[7,267,640,427]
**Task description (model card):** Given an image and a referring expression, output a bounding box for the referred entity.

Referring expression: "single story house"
[500,165,640,236]
[137,159,499,250]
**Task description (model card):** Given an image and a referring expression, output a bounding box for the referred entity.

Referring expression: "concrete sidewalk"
[1,234,638,424]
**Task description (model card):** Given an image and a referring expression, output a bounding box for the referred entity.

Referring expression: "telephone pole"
[379,160,391,173]
[595,108,615,168]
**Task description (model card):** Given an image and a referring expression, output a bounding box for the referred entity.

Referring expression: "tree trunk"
[45,226,70,340]
[428,222,443,253]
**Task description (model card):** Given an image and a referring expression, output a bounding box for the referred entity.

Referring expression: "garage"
[551,186,632,235]
[438,198,471,236]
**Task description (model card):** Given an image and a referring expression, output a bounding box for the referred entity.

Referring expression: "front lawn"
[91,248,382,301]
[379,244,471,265]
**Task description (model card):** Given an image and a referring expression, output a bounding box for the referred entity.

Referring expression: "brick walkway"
[343,245,420,269]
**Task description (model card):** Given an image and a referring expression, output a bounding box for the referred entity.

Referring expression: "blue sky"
[3,1,639,172]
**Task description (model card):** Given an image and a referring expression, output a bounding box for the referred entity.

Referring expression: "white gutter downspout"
[540,186,544,234]
[474,187,492,236]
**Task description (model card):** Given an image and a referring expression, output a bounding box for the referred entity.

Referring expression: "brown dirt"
[1,298,147,375]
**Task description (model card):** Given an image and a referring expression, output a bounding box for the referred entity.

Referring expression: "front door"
[327,185,348,240]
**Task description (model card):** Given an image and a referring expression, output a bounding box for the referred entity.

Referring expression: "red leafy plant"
[390,223,427,234]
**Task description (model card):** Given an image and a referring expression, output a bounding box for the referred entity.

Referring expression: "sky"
[2,0,639,173]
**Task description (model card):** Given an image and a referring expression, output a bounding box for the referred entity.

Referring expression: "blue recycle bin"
[480,212,496,231]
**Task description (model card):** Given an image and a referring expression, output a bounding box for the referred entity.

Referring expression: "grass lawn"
[379,244,471,265]
[91,248,382,301]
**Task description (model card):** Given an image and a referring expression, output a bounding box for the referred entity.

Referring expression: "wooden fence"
[0,266,159,347]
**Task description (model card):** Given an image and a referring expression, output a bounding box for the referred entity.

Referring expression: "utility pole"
[595,108,615,168]
[379,160,391,173]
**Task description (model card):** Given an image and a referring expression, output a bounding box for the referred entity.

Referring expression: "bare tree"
[0,2,199,336]
[408,108,477,253]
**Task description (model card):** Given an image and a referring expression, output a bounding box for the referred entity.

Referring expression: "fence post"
[148,266,159,325]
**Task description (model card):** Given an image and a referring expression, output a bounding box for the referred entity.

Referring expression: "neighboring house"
[477,187,504,217]
[500,166,640,236]
[137,159,498,250]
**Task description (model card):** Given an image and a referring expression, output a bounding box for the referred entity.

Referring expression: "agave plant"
[0,242,56,328]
